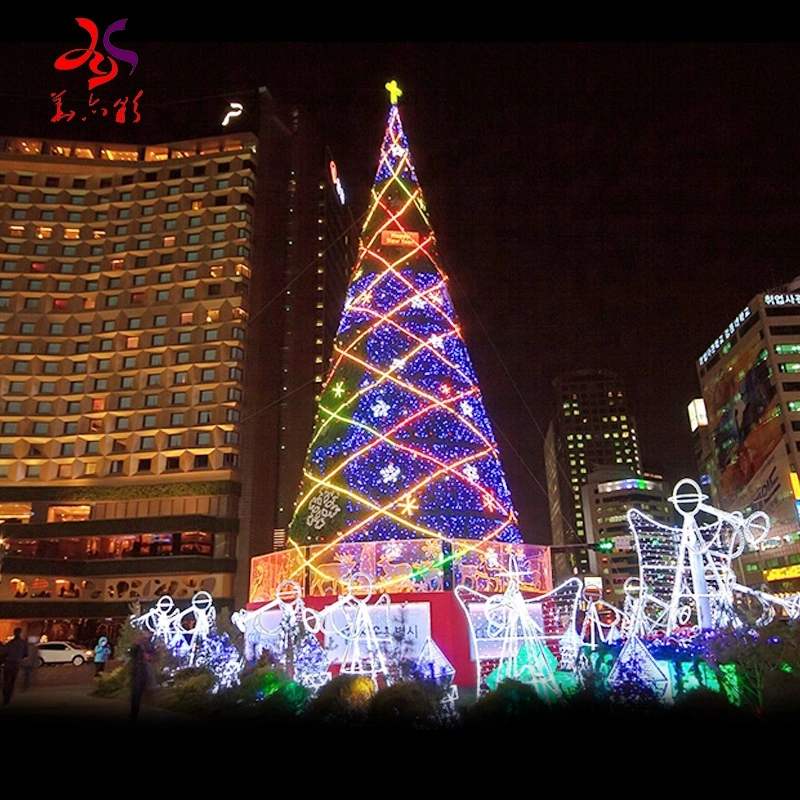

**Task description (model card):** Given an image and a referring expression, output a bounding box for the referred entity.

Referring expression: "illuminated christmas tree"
[288,81,522,547]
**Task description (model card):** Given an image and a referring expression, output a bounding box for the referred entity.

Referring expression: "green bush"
[91,664,128,698]
[303,674,376,727]
[367,679,451,730]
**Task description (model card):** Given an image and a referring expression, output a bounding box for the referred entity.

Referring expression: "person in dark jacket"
[2,628,28,705]
[129,630,156,723]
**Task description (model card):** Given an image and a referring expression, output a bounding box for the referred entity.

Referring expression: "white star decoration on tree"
[371,399,390,418]
[463,464,479,482]
[381,462,401,484]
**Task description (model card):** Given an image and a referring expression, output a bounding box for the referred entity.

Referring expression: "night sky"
[3,35,800,543]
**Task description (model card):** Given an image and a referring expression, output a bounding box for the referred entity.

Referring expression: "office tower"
[696,275,800,593]
[545,368,642,582]
[581,466,673,600]
[0,88,355,641]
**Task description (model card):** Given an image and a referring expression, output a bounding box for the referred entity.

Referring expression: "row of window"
[1,408,242,436]
[0,452,238,480]
[2,274,231,293]
[5,224,248,246]
[3,366,241,394]
[4,241,251,260]
[5,190,253,211]
[1,209,251,231]
[9,326,243,346]
[1,259,251,281]
[0,428,239,451]
[4,366,237,391]
[7,345,241,368]
[5,387,242,415]
[6,159,253,187]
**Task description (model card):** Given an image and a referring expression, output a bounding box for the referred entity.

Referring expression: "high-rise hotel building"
[695,274,800,594]
[0,88,356,641]
[544,368,643,582]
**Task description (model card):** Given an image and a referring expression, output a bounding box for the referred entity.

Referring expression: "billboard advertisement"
[706,335,784,510]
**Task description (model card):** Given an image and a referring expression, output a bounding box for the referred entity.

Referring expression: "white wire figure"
[131,594,179,643]
[629,478,776,635]
[173,590,215,666]
[580,584,625,651]
[232,580,322,668]
[456,556,581,700]
[321,572,392,689]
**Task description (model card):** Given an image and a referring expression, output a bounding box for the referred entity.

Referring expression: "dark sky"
[4,34,800,543]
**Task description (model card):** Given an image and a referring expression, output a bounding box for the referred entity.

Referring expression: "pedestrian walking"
[129,630,156,724]
[2,628,28,705]
[21,636,40,690]
[93,635,112,677]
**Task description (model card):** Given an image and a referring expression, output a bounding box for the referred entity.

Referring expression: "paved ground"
[0,666,202,734]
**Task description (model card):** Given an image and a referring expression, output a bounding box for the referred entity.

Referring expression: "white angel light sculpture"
[321,573,393,690]
[626,478,776,636]
[231,580,330,676]
[131,594,180,643]
[456,556,583,700]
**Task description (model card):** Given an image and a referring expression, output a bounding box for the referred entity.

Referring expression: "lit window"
[36,226,52,239]
[64,228,80,240]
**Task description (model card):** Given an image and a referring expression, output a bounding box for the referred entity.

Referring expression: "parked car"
[36,641,94,667]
